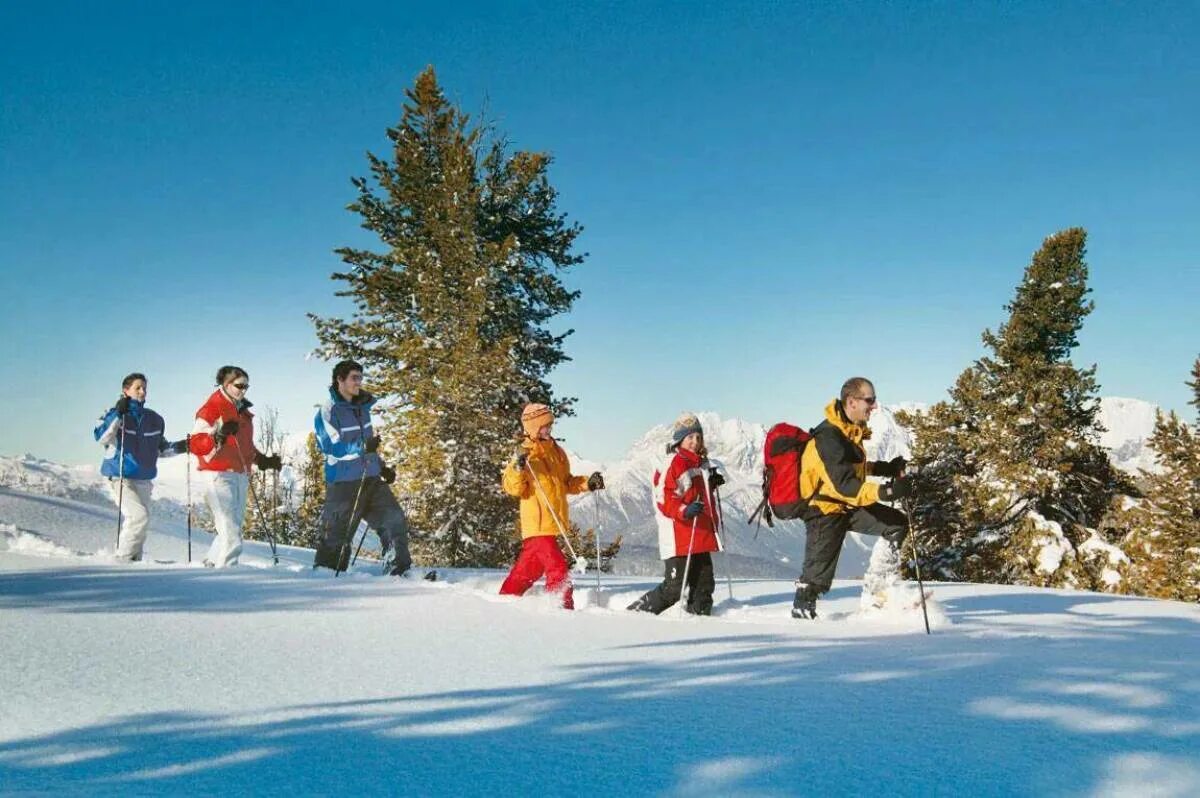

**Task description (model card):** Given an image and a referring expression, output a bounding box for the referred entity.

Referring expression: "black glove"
[379,462,396,485]
[682,500,704,521]
[255,452,282,471]
[114,396,131,415]
[170,439,189,454]
[587,472,604,491]
[514,451,529,470]
[213,420,239,447]
[879,476,913,502]
[874,455,908,478]
[364,435,381,454]
[708,471,725,489]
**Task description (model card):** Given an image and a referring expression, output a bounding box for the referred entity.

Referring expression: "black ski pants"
[314,476,411,572]
[800,503,907,594]
[627,553,715,616]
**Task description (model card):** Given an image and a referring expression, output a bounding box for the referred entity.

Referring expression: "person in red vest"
[188,366,281,567]
[628,413,722,615]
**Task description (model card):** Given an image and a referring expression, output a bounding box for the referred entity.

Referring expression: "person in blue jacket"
[311,360,412,575]
[93,372,188,561]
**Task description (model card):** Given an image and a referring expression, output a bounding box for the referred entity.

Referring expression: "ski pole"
[349,521,370,569]
[677,515,699,617]
[272,467,279,553]
[905,506,931,635]
[115,413,126,554]
[523,458,581,565]
[335,465,370,577]
[349,465,381,570]
[592,488,602,594]
[231,436,278,565]
[900,485,931,635]
[185,434,192,563]
[707,468,735,602]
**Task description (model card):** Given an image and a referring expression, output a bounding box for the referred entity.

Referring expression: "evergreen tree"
[293,432,326,550]
[899,228,1126,587]
[310,67,585,567]
[561,519,623,573]
[1122,357,1200,601]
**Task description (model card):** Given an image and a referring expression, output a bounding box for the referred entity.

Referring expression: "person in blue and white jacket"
[93,372,188,561]
[312,360,412,575]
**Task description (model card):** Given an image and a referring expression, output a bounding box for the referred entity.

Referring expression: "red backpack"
[748,423,812,529]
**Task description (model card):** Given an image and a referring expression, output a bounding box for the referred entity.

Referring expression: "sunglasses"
[856,395,877,405]
[230,382,250,391]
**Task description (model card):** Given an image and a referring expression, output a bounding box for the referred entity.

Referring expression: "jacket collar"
[216,388,253,415]
[328,387,376,410]
[674,446,705,467]
[124,399,145,422]
[522,435,559,453]
[824,399,871,444]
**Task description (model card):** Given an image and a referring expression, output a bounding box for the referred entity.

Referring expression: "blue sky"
[2,1,1197,466]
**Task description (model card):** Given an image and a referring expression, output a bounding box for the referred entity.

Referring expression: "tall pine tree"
[1121,357,1200,601]
[310,67,585,567]
[898,228,1126,587]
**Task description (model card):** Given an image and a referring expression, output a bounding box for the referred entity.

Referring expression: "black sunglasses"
[231,382,250,391]
[856,395,877,405]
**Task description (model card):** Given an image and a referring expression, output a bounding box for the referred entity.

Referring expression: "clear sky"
[2,1,1197,466]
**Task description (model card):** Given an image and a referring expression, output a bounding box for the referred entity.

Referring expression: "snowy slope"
[2,433,1198,796]
[1,542,1198,795]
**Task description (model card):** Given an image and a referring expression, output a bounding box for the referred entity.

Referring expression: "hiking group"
[95,366,914,619]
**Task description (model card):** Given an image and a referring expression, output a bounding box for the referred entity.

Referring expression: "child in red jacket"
[628,413,722,615]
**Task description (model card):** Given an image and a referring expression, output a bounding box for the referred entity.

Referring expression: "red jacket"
[189,389,259,473]
[655,447,720,557]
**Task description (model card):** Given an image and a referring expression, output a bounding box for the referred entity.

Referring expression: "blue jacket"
[314,389,382,484]
[93,400,176,480]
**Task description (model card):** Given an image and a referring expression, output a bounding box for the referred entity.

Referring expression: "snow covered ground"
[3,475,1199,796]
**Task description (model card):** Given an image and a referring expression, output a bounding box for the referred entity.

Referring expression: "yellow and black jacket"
[799,400,884,516]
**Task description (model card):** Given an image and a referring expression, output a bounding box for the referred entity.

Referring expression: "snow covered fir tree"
[309,67,586,567]
[1118,357,1200,601]
[898,228,1131,591]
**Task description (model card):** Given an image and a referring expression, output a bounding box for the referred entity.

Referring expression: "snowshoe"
[791,584,818,620]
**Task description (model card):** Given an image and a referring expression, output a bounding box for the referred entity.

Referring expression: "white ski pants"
[205,471,248,568]
[109,478,154,561]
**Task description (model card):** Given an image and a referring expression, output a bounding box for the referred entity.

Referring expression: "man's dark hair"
[122,372,147,390]
[840,377,874,403]
[216,365,249,386]
[331,360,364,389]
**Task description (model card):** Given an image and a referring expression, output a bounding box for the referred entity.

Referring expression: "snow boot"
[791,583,819,620]
[383,548,411,577]
[313,543,350,572]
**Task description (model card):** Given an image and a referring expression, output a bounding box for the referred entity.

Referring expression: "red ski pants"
[499,535,574,609]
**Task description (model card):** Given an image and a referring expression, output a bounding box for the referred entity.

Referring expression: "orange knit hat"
[521,403,554,438]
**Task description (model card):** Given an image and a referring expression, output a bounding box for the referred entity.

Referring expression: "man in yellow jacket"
[500,403,604,609]
[793,377,911,619]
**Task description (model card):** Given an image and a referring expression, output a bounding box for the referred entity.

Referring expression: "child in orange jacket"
[499,403,604,609]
